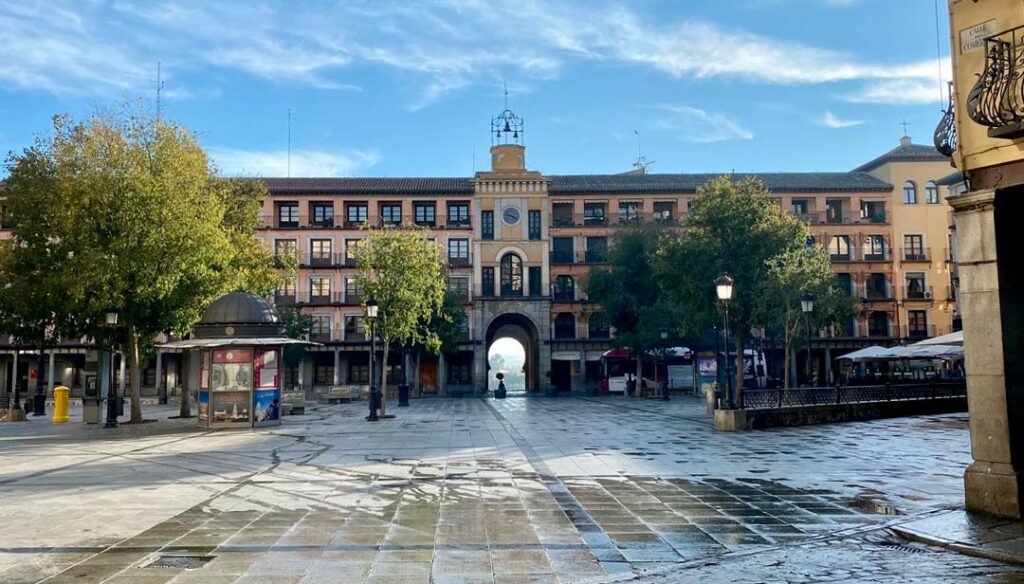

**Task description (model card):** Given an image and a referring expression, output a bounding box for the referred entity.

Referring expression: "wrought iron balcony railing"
[967,25,1024,139]
[934,82,957,156]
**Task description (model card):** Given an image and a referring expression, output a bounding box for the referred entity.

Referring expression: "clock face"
[502,206,520,225]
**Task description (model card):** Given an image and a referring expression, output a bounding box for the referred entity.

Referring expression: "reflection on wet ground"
[0,397,1019,583]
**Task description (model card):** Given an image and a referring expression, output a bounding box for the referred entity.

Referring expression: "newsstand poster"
[198,390,209,423]
[253,349,281,427]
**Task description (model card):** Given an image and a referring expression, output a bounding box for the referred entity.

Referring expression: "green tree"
[755,246,855,389]
[584,221,673,389]
[3,110,280,423]
[354,228,446,415]
[278,305,313,369]
[656,176,807,402]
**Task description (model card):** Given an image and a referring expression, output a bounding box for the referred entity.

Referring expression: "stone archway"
[485,313,541,393]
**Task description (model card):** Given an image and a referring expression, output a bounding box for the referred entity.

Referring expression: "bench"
[326,385,365,403]
[281,391,312,415]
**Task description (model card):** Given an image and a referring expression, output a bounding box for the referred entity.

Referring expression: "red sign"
[213,348,252,364]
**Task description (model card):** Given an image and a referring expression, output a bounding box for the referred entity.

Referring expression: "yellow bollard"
[52,385,70,424]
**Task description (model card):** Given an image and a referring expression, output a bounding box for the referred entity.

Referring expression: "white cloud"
[824,0,861,6]
[0,0,951,108]
[820,111,863,128]
[651,105,754,143]
[209,147,381,177]
[842,79,944,105]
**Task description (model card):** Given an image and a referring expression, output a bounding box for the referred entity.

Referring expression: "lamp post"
[366,297,380,422]
[103,309,119,429]
[660,328,670,401]
[801,291,815,386]
[716,274,735,409]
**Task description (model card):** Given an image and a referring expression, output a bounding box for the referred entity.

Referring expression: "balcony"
[830,251,853,263]
[549,213,680,228]
[550,250,577,265]
[308,293,334,306]
[934,82,957,157]
[309,217,335,228]
[861,250,890,262]
[445,215,472,229]
[904,325,937,341]
[273,292,296,306]
[901,248,931,263]
[822,210,852,225]
[552,287,575,302]
[344,218,368,229]
[967,26,1024,139]
[862,287,892,302]
[448,255,472,269]
[584,250,608,264]
[903,286,935,301]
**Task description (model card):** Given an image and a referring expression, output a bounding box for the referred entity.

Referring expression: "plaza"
[1,396,1019,583]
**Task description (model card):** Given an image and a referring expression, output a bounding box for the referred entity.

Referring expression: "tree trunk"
[128,322,143,422]
[380,339,390,417]
[413,350,421,397]
[783,337,792,391]
[636,351,644,397]
[734,336,745,406]
[179,349,191,417]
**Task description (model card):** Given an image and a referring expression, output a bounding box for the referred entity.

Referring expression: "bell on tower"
[490,86,526,172]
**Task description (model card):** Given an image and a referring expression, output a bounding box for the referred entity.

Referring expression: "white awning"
[836,346,891,361]
[158,337,321,350]
[911,331,963,346]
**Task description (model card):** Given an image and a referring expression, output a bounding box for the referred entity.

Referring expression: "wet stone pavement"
[0,396,1021,583]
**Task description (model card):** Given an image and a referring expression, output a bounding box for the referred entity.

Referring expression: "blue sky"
[0,0,951,178]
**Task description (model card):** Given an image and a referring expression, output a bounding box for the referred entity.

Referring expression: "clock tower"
[471,106,552,393]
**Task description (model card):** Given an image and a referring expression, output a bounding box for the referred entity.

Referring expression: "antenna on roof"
[504,80,509,111]
[632,130,653,174]
[287,108,292,179]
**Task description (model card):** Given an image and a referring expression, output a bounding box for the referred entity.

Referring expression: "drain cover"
[146,555,215,569]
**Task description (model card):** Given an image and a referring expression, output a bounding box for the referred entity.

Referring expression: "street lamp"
[103,309,119,429]
[716,274,735,409]
[366,297,380,422]
[801,291,815,387]
[660,328,670,401]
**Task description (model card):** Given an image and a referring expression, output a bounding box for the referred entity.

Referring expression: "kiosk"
[160,292,315,429]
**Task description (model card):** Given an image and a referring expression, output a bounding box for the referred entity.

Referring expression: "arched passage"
[485,313,540,393]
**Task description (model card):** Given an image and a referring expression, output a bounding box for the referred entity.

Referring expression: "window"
[862,235,887,261]
[865,273,888,299]
[903,181,918,204]
[653,201,675,222]
[415,203,436,226]
[314,362,334,385]
[346,203,368,226]
[825,200,844,224]
[552,237,574,264]
[345,238,364,265]
[589,313,611,339]
[583,202,606,225]
[349,364,369,383]
[586,236,608,263]
[553,275,575,301]
[448,277,470,302]
[828,236,851,261]
[529,266,542,296]
[274,239,297,258]
[345,277,362,304]
[791,199,809,216]
[482,267,495,297]
[278,203,299,227]
[311,203,334,227]
[925,181,940,204]
[618,201,641,222]
[905,272,927,299]
[868,312,890,337]
[554,313,576,339]
[311,314,331,337]
[448,364,471,385]
[447,203,470,227]
[908,310,928,338]
[552,202,574,226]
[310,276,332,301]
[481,211,494,240]
[276,278,296,299]
[345,315,366,341]
[448,239,470,267]
[310,239,332,266]
[380,203,402,225]
[0,204,10,229]
[836,273,853,296]
[903,234,926,261]
[861,201,886,223]
[500,253,523,296]
[528,210,542,240]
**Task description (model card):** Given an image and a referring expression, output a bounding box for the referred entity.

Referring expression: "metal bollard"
[52,386,70,424]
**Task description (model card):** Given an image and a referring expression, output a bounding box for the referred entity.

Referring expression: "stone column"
[48,351,56,393]
[577,352,587,393]
[951,189,1020,517]
[154,349,163,403]
[824,347,832,385]
[473,347,488,393]
[333,348,341,386]
[118,354,126,394]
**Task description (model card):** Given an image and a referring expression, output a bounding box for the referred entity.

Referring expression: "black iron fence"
[740,381,966,410]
